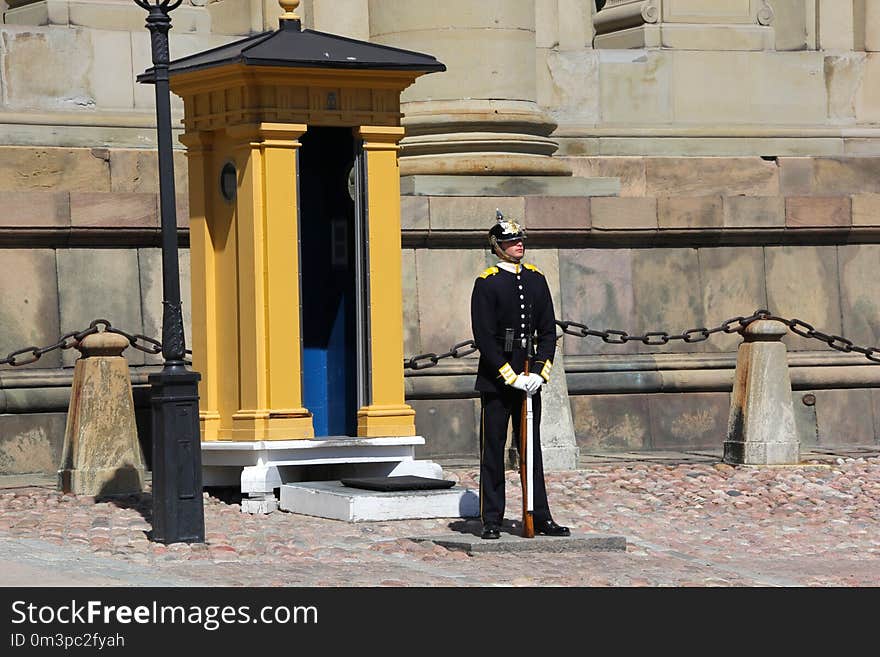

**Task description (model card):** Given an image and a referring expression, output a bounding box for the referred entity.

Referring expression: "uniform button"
[521,323,525,328]
[516,276,520,280]
[521,314,525,318]
[520,295,524,299]
[520,304,525,309]
[518,285,523,290]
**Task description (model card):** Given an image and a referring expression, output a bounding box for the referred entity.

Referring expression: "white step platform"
[201,436,448,514]
[279,480,480,522]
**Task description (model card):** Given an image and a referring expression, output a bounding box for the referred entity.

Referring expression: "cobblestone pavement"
[1,448,878,587]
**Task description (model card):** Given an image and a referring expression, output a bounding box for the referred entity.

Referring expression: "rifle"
[520,305,535,539]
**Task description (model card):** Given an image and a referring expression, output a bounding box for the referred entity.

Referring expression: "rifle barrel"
[520,355,535,538]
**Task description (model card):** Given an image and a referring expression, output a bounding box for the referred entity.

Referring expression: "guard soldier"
[470,210,571,540]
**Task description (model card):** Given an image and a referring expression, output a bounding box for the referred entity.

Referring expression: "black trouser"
[478,388,551,526]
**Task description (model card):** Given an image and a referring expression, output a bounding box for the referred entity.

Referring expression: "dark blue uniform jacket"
[470,263,556,393]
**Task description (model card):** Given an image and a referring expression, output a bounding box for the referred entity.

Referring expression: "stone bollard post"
[504,347,580,471]
[537,348,580,471]
[723,319,799,465]
[58,331,146,496]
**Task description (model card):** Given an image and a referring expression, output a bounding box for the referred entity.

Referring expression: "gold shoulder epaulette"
[523,263,543,275]
[479,266,499,279]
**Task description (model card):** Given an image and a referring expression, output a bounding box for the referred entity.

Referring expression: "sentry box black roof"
[138,17,445,83]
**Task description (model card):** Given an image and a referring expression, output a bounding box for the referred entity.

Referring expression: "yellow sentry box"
[152,10,444,441]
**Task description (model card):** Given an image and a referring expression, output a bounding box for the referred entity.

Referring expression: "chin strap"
[492,243,521,264]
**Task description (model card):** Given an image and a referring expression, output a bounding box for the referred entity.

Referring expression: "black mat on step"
[340,476,456,492]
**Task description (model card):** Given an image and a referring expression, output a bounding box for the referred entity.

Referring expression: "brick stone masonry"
[2,3,880,482]
[1,449,878,587]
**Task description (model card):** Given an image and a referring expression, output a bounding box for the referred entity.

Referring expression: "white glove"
[510,374,530,392]
[525,373,544,394]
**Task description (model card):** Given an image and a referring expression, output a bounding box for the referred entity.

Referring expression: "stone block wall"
[401,156,880,463]
[0,13,226,477]
[0,143,194,475]
[1,2,880,474]
[0,22,235,150]
[3,150,879,472]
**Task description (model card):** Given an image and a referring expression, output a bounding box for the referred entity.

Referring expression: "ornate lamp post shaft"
[136,0,205,544]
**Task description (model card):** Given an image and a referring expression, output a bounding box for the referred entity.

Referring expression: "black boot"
[481,522,501,540]
[535,518,570,537]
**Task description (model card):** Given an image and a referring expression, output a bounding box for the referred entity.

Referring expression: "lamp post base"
[149,365,205,544]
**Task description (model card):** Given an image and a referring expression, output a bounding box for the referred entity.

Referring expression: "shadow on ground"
[448,518,527,538]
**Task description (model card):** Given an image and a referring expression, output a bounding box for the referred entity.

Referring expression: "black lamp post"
[135,0,205,544]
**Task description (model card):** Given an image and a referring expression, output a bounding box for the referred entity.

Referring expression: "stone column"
[865,0,880,51]
[817,0,854,50]
[308,0,369,40]
[368,0,570,176]
[58,332,146,496]
[724,320,800,466]
[207,0,284,35]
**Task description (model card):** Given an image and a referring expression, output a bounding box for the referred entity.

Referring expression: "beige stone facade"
[0,1,878,474]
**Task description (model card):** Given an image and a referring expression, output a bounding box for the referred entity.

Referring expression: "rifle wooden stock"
[520,358,535,539]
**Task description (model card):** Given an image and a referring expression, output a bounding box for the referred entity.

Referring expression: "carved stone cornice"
[757,0,775,26]
[593,0,776,49]
[593,0,655,36]
[641,0,659,24]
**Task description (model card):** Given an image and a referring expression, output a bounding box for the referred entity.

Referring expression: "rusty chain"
[105,325,163,356]
[555,309,772,347]
[404,309,880,370]
[2,311,876,371]
[404,340,479,371]
[0,319,192,368]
